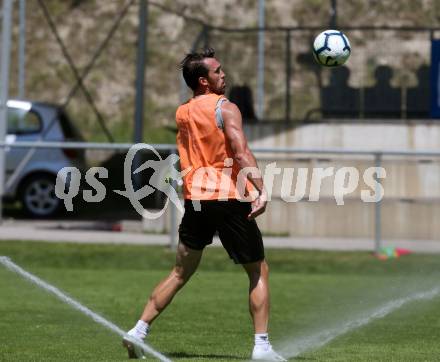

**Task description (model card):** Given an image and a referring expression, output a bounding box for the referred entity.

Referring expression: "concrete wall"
[244,121,440,240]
[257,199,440,240]
[245,122,440,151]
[142,122,440,241]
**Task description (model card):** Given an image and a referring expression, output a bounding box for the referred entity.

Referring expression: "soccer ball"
[313,30,351,67]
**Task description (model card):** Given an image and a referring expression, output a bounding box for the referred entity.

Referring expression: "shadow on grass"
[166,351,248,360]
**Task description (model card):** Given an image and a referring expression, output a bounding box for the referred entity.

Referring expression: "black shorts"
[178,199,265,264]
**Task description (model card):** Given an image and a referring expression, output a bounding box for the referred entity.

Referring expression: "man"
[123,48,286,361]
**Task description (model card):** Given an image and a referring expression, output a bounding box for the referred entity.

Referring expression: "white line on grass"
[0,256,172,362]
[279,286,440,359]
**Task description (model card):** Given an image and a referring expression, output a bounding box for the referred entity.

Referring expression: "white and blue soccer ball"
[313,30,351,67]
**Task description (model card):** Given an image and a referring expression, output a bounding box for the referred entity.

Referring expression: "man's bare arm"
[222,101,267,219]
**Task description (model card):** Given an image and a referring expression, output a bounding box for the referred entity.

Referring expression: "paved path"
[1,219,439,253]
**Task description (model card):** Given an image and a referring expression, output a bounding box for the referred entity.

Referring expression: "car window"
[7,108,41,134]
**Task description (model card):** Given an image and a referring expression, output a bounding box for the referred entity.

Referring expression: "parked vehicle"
[3,100,86,217]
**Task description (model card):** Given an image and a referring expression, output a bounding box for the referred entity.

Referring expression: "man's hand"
[248,190,268,220]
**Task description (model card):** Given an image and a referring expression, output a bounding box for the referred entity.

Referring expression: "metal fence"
[2,2,440,252]
[204,26,440,122]
[3,1,440,146]
[1,141,440,252]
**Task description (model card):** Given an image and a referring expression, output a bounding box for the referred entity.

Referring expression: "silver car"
[4,100,86,217]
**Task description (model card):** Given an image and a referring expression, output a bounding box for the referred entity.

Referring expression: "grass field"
[0,240,439,361]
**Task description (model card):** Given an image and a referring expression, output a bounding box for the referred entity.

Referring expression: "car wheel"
[20,174,62,218]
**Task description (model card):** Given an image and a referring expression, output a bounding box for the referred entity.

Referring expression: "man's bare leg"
[123,242,202,358]
[243,259,270,333]
[140,242,203,323]
[243,260,286,361]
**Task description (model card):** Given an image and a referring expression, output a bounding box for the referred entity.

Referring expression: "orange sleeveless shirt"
[176,93,251,200]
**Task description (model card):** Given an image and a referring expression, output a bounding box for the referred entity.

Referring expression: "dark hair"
[179,48,215,91]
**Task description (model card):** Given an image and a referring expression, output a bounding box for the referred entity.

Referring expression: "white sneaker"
[252,344,287,361]
[122,333,146,359]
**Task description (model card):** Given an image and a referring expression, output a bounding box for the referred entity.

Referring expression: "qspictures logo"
[55,143,386,219]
